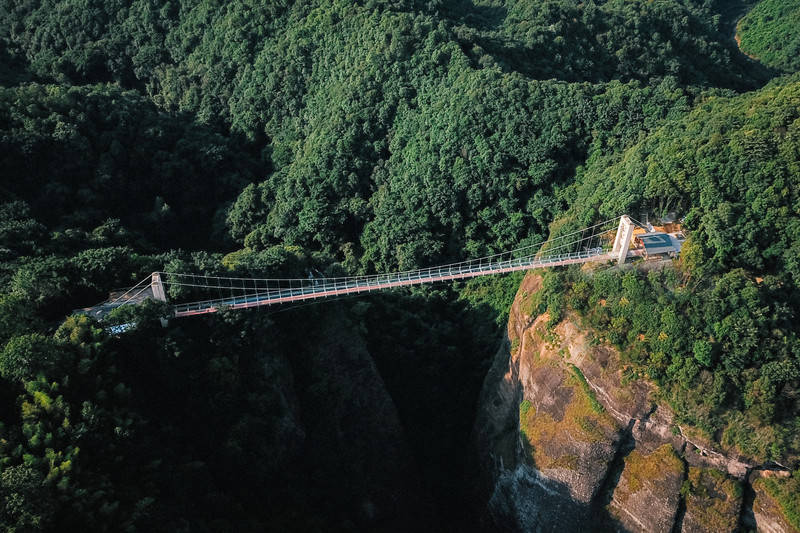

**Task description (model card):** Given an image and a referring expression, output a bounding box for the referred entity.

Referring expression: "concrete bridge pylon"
[612,215,634,264]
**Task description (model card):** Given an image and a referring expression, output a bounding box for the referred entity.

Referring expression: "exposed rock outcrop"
[750,474,800,533]
[287,314,428,530]
[473,272,793,532]
[682,467,743,533]
[484,311,622,530]
[608,444,684,531]
[475,275,617,530]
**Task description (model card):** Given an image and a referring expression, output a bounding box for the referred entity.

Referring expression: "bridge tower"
[151,272,167,302]
[612,215,634,264]
[151,272,171,326]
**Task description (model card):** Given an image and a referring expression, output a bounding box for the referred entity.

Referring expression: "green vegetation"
[519,399,532,419]
[0,315,155,531]
[569,364,605,415]
[519,348,617,467]
[0,84,257,250]
[683,467,743,532]
[536,76,800,464]
[539,259,800,462]
[757,471,800,530]
[446,0,760,87]
[0,0,798,529]
[614,444,684,504]
[738,0,800,72]
[458,271,525,327]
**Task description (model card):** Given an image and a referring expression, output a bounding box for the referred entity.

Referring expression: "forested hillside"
[542,76,800,462]
[1,0,798,530]
[737,0,800,73]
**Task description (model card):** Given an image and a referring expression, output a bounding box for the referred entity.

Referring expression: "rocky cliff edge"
[473,272,798,533]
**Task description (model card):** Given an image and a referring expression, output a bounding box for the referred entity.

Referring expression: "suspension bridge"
[83,216,644,320]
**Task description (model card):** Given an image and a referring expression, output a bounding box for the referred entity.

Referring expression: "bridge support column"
[150,273,170,327]
[612,215,634,264]
[151,272,167,302]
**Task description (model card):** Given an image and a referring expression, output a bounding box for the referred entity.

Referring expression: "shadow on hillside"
[438,0,507,31]
[439,0,774,91]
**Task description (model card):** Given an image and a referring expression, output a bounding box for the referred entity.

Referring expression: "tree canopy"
[737,0,800,73]
[0,0,799,529]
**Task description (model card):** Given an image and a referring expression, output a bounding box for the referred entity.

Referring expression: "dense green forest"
[544,76,800,462]
[737,0,800,73]
[1,0,799,530]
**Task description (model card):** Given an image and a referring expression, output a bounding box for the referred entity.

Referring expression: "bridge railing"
[171,248,611,316]
[86,216,628,319]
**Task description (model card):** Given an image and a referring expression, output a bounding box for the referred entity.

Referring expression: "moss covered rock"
[752,471,800,533]
[609,444,684,532]
[682,467,743,533]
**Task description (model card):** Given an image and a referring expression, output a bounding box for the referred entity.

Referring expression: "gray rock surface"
[473,272,793,533]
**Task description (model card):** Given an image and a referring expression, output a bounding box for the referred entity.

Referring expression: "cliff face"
[262,312,429,531]
[474,272,795,532]
[748,471,800,533]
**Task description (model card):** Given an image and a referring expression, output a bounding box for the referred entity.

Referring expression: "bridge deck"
[172,251,613,317]
[75,285,156,320]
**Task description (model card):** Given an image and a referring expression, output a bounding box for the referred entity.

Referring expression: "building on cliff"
[634,232,681,259]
